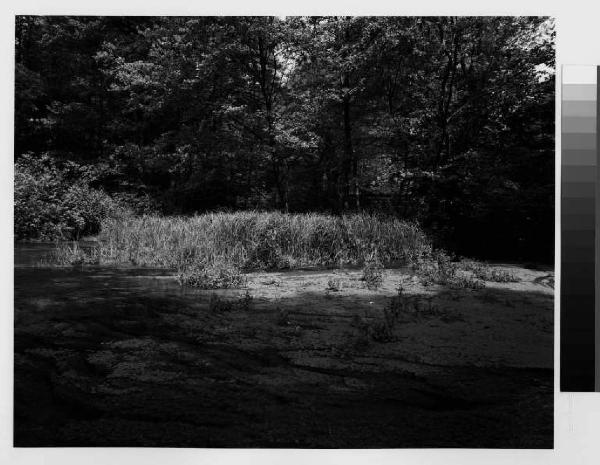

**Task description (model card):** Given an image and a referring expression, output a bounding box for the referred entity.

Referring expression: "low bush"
[14,153,121,240]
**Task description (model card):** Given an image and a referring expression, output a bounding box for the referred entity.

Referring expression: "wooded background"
[14,16,555,262]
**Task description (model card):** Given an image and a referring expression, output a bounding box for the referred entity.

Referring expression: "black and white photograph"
[13,16,555,448]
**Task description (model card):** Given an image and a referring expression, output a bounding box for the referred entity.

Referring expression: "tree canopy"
[15,16,555,262]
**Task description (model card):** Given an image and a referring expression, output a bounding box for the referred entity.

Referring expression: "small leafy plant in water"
[177,260,247,289]
[352,287,406,343]
[276,307,290,326]
[209,290,253,313]
[361,253,384,290]
[327,277,343,291]
[413,250,485,290]
[460,261,520,283]
[51,243,101,265]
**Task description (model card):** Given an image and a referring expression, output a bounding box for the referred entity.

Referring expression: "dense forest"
[14,16,555,262]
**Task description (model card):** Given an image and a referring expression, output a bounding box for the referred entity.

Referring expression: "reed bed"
[53,211,433,283]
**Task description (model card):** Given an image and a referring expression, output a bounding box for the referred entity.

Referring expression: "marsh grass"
[51,243,102,265]
[51,211,508,292]
[53,211,432,287]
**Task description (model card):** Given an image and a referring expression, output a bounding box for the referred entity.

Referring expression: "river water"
[15,242,222,299]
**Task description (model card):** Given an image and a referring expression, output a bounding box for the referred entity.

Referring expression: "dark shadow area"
[15,265,553,448]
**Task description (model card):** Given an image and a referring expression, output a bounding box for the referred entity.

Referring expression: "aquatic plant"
[412,250,485,290]
[361,253,384,290]
[326,277,343,292]
[208,290,253,312]
[276,307,290,326]
[177,259,247,289]
[459,261,520,283]
[54,211,432,274]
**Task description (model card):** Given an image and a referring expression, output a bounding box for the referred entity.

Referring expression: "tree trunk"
[342,73,356,210]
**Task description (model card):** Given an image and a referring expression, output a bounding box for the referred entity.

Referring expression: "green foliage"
[352,288,407,343]
[177,260,247,289]
[459,261,520,283]
[51,243,102,265]
[413,250,485,289]
[57,212,431,272]
[361,254,384,290]
[15,16,554,262]
[14,154,120,240]
[326,278,344,292]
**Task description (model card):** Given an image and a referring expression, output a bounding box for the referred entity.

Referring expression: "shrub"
[14,153,119,240]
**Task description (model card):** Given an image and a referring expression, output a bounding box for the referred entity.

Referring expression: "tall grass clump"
[55,211,432,278]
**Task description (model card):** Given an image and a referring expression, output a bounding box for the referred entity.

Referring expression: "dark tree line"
[15,16,555,262]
